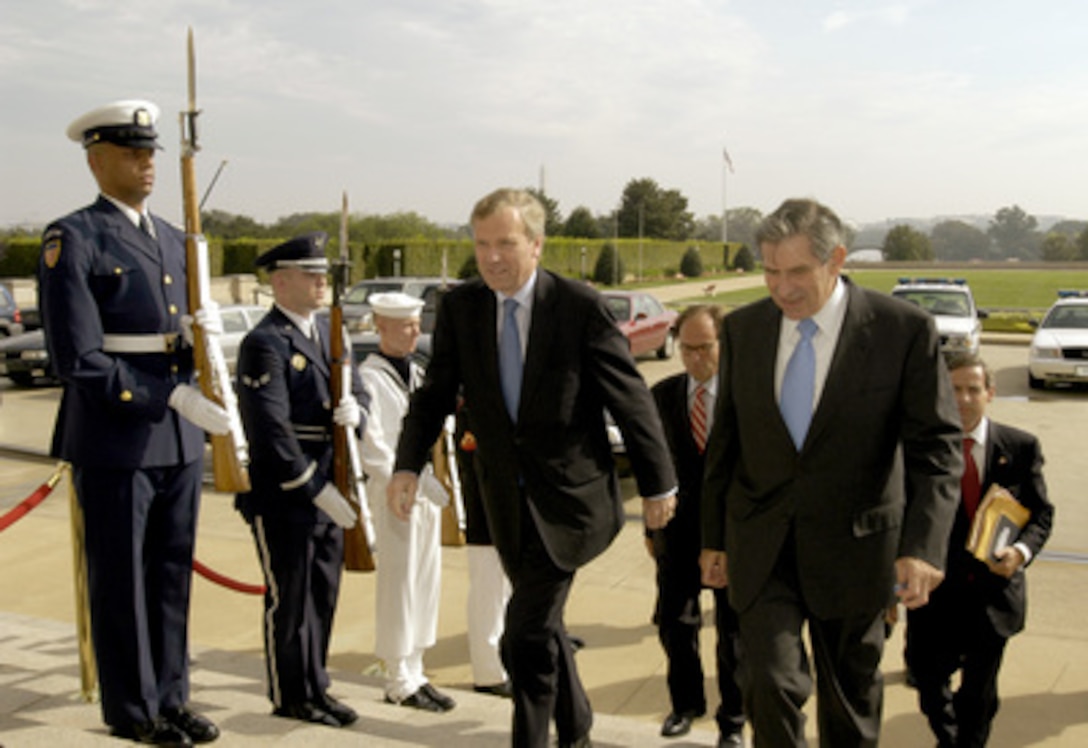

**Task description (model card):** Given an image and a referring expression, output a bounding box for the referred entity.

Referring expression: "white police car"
[891,278,984,357]
[1027,291,1088,389]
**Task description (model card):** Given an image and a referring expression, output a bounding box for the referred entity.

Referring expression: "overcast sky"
[2,0,1086,231]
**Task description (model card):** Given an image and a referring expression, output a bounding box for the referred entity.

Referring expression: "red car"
[601,290,678,359]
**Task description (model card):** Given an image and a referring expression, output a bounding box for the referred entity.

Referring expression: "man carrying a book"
[905,352,1055,748]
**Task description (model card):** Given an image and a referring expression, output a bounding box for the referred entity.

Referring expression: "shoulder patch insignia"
[291,353,307,371]
[43,237,62,269]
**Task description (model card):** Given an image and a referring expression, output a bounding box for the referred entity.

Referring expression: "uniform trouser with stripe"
[250,514,343,708]
[75,461,201,729]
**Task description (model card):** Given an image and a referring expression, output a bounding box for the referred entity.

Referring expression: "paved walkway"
[1,277,1086,746]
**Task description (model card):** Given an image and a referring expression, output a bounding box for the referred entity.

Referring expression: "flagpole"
[721,145,734,244]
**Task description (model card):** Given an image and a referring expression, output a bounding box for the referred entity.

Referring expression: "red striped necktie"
[691,383,708,453]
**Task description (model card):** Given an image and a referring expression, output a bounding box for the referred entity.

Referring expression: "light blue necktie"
[780,317,817,449]
[500,298,523,421]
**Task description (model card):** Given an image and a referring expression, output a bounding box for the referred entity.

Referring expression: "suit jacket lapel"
[805,279,873,448]
[520,271,557,422]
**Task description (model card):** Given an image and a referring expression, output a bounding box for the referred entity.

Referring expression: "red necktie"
[961,437,981,519]
[691,383,708,454]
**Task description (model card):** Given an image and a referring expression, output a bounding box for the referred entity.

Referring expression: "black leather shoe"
[388,684,456,712]
[111,717,193,746]
[473,680,513,698]
[661,710,699,737]
[162,707,219,743]
[718,730,745,747]
[318,695,359,726]
[272,702,341,727]
[420,682,456,711]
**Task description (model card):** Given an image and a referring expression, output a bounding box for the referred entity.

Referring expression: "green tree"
[679,246,704,278]
[527,188,563,237]
[593,242,625,285]
[930,220,991,261]
[1077,226,1088,261]
[1039,232,1077,261]
[1048,219,1088,239]
[732,245,755,272]
[562,206,600,239]
[988,205,1040,259]
[201,209,267,239]
[883,224,934,261]
[617,178,694,241]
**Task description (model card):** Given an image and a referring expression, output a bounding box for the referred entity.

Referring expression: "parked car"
[217,304,268,373]
[0,285,24,338]
[0,303,266,387]
[601,290,678,359]
[324,276,459,335]
[1027,291,1088,389]
[0,329,52,386]
[891,277,986,357]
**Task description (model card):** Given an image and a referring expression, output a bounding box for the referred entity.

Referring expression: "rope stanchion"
[192,559,266,596]
[1,460,265,596]
[0,464,66,532]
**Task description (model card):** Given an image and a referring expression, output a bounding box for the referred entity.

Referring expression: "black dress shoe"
[661,710,699,737]
[272,702,341,727]
[162,707,219,743]
[111,717,193,746]
[473,680,513,698]
[718,730,745,747]
[420,682,457,711]
[318,695,359,726]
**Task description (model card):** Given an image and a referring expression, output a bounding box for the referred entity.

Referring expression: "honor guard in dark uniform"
[39,99,230,745]
[234,233,367,729]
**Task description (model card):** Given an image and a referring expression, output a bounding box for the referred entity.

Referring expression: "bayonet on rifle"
[180,27,251,492]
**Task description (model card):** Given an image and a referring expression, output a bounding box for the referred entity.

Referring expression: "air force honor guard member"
[234,233,367,729]
[39,100,230,745]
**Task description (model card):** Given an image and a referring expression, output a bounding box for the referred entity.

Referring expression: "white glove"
[180,301,224,346]
[419,472,450,507]
[314,483,357,528]
[333,393,361,429]
[168,384,231,435]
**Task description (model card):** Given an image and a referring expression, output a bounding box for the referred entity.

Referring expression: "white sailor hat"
[255,232,330,274]
[67,99,162,149]
[369,292,424,319]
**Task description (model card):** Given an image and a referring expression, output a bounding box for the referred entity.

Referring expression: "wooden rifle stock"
[181,28,250,493]
[332,195,375,572]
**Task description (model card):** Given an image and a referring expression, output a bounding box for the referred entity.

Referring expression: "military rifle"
[180,27,250,492]
[332,192,376,572]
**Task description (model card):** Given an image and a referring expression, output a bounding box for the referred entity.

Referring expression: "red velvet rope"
[192,559,266,595]
[1,463,266,595]
[0,466,64,532]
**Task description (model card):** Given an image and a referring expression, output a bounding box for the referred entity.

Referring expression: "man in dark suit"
[387,188,678,748]
[650,304,745,747]
[234,233,365,729]
[40,99,230,746]
[906,353,1054,748]
[700,198,962,747]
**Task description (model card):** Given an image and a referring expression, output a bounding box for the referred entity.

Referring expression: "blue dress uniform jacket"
[233,305,367,710]
[38,195,205,731]
[40,195,203,467]
[234,307,366,519]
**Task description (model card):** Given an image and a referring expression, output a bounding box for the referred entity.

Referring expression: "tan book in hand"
[965,484,1031,573]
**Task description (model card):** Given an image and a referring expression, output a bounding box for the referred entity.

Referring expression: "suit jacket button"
[120,390,133,402]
